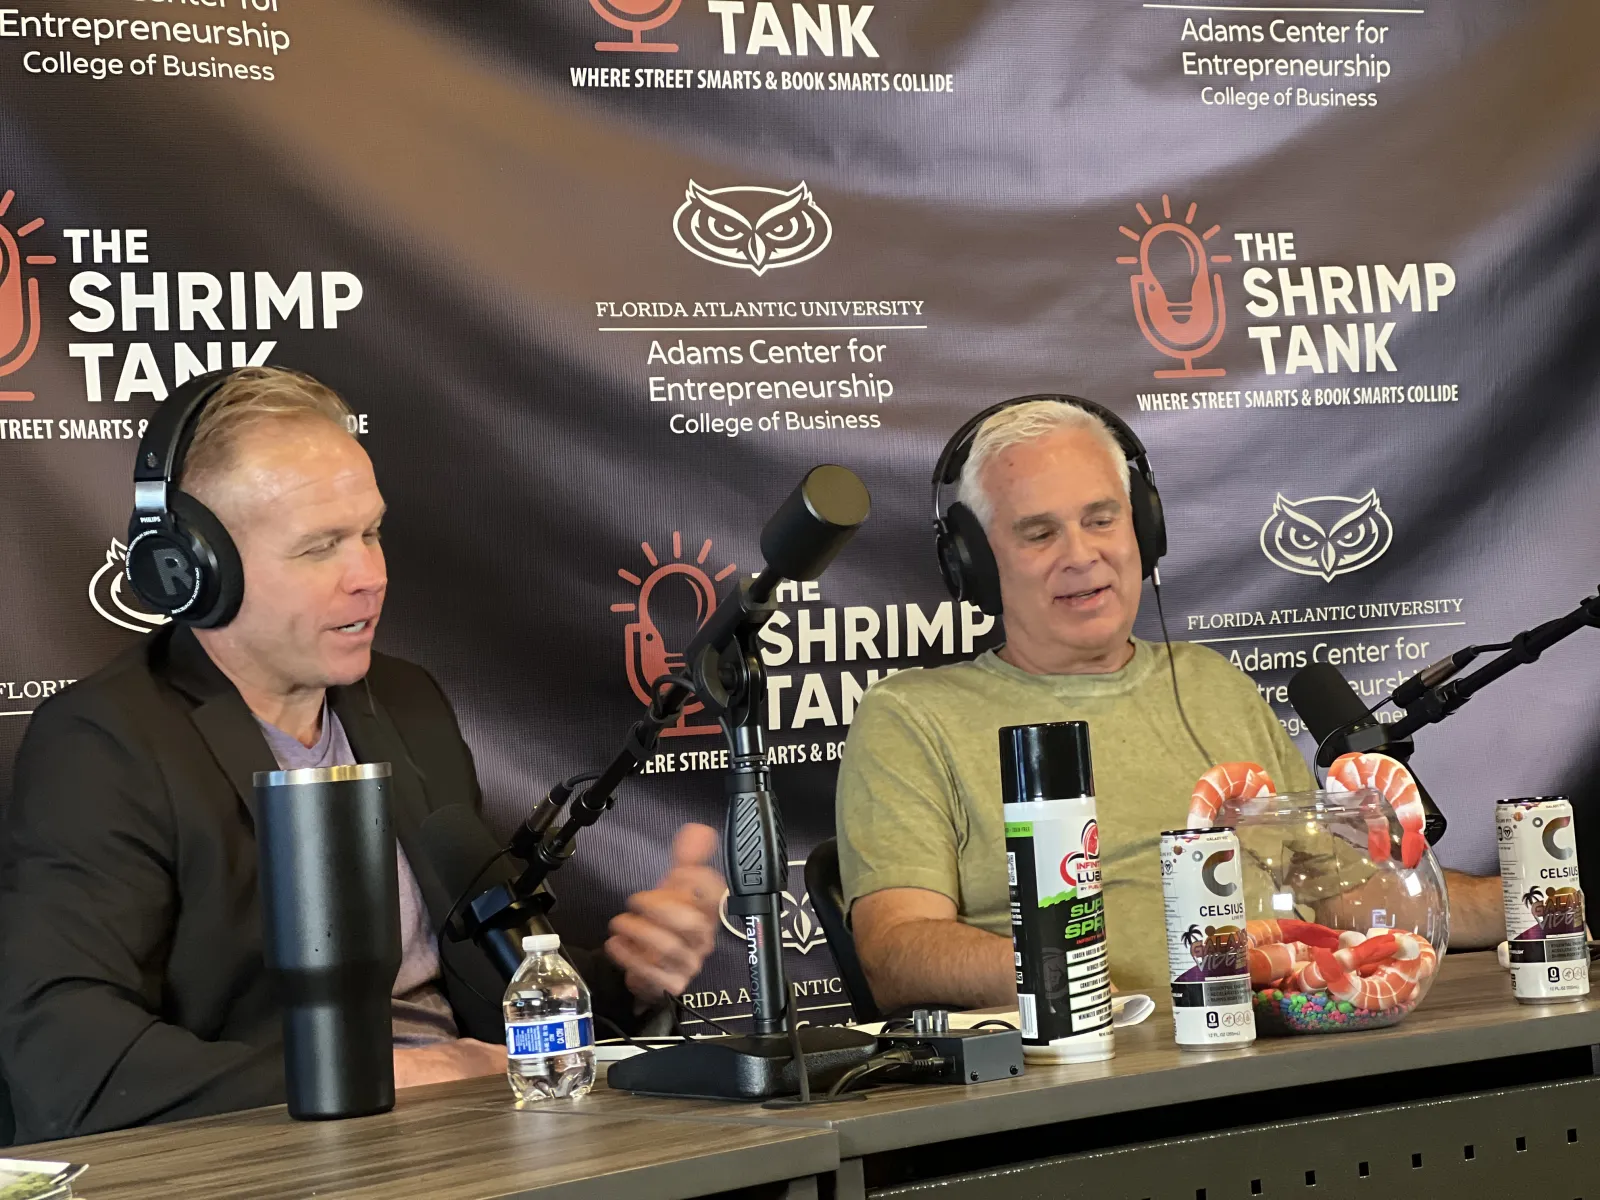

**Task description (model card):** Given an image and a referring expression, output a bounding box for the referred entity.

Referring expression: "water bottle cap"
[522,933,561,954]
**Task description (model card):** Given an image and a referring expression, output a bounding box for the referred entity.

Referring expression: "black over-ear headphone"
[125,369,246,628]
[932,393,1168,617]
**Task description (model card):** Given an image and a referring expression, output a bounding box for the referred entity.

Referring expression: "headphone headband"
[132,369,235,491]
[931,393,1153,519]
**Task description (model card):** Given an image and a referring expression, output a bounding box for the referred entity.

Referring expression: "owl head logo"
[672,181,832,276]
[1259,490,1394,582]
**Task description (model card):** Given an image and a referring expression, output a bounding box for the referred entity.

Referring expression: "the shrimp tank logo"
[1118,193,1230,379]
[612,531,738,737]
[673,181,832,276]
[91,538,170,633]
[1260,490,1393,581]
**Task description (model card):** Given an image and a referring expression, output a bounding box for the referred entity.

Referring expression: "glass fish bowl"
[1213,788,1451,1035]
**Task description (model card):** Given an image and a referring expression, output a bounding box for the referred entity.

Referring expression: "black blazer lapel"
[331,683,448,916]
[331,681,509,1041]
[157,627,277,828]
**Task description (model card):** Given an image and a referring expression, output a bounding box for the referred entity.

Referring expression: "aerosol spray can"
[1161,828,1255,1048]
[1497,797,1588,1003]
[1003,721,1113,1064]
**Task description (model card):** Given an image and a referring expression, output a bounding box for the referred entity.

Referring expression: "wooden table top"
[13,951,1596,1195]
[7,1083,837,1200]
[577,950,1600,1157]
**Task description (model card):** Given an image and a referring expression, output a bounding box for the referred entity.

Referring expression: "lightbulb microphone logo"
[0,189,55,401]
[589,0,681,53]
[612,531,738,737]
[1118,194,1231,379]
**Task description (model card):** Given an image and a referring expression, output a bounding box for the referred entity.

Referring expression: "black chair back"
[804,838,882,1024]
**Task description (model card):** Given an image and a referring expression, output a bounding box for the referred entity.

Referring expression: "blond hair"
[956,400,1131,530]
[179,366,353,495]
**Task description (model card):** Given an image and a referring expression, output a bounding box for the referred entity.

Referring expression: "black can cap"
[999,721,1093,802]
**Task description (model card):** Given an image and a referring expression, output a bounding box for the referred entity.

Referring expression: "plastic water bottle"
[503,933,595,1103]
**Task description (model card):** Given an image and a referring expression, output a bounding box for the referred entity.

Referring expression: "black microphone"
[1287,662,1447,845]
[754,463,871,594]
[418,804,553,981]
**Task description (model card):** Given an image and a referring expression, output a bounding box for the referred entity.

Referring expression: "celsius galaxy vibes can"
[1161,829,1254,1048]
[1497,797,1589,1003]
[1002,721,1113,1063]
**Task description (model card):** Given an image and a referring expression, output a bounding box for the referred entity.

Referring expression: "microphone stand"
[605,566,878,1101]
[458,466,878,1100]
[1388,588,1600,741]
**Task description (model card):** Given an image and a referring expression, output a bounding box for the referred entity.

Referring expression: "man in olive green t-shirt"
[836,398,1503,1013]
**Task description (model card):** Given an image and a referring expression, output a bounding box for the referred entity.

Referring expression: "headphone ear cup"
[1129,474,1168,579]
[167,491,244,628]
[945,502,1004,617]
[935,519,966,603]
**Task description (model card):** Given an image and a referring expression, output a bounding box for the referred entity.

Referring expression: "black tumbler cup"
[254,762,401,1120]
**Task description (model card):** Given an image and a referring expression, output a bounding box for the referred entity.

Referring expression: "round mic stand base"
[605,1025,878,1101]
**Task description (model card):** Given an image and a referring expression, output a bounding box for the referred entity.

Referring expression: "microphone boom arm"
[1388,588,1600,740]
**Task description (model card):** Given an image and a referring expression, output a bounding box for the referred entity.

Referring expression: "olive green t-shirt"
[835,638,1316,998]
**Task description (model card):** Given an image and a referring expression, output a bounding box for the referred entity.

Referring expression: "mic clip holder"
[441,878,555,981]
[683,575,778,728]
[448,678,702,980]
[1315,716,1411,769]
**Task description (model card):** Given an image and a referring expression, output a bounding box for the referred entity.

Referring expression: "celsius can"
[1002,721,1113,1064]
[1161,828,1255,1048]
[1497,797,1588,1003]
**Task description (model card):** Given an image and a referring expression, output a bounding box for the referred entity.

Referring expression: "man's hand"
[393,1039,508,1090]
[605,823,723,1004]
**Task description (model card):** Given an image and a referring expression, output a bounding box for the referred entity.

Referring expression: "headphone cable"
[1151,569,1217,770]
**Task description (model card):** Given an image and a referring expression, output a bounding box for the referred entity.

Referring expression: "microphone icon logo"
[1118,195,1231,379]
[589,0,681,53]
[613,532,737,737]
[0,189,55,402]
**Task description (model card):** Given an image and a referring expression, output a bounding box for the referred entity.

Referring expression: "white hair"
[956,400,1132,530]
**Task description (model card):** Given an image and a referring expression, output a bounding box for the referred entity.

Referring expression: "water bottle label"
[506,1015,594,1059]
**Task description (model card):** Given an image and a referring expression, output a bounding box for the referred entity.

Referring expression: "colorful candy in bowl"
[1217,787,1451,1035]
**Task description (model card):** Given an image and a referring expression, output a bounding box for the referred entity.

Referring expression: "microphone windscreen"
[1287,663,1378,765]
[417,804,517,902]
[758,464,870,583]
[1287,661,1372,742]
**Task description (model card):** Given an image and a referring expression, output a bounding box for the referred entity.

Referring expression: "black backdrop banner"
[1,0,1597,1026]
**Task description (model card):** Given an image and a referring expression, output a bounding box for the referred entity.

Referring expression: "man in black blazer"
[0,368,723,1142]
